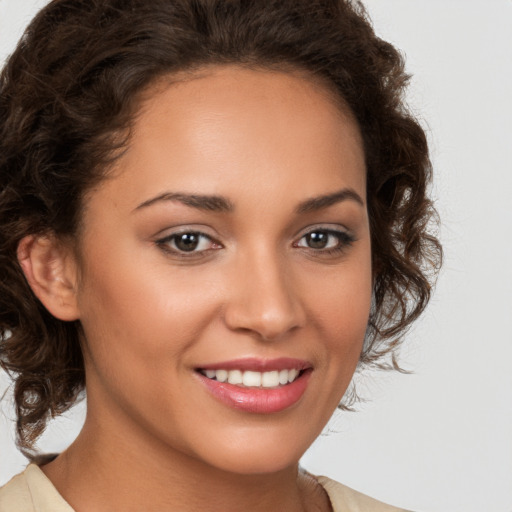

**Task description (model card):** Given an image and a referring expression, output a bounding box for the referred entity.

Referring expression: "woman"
[0,0,441,510]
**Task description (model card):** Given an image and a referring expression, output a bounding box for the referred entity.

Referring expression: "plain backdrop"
[0,1,511,511]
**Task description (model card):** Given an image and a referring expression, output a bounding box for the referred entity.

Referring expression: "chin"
[193,431,313,476]
[211,451,302,476]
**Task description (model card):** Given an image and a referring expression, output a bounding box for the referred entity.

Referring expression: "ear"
[17,234,80,321]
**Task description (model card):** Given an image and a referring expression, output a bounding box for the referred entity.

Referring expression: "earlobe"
[17,235,80,321]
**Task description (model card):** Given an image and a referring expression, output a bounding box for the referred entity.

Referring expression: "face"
[73,65,372,474]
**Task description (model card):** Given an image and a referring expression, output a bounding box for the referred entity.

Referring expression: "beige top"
[0,464,410,511]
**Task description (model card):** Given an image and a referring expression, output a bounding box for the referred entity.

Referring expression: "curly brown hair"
[0,0,441,454]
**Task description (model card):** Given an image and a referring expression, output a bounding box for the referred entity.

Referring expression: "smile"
[198,368,301,388]
[195,358,312,414]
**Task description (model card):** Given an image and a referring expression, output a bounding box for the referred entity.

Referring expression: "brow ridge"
[135,192,234,212]
[296,188,364,214]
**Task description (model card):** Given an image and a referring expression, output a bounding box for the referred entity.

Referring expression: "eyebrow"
[296,188,364,214]
[134,187,364,214]
[134,192,234,213]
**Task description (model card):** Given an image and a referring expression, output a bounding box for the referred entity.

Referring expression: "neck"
[41,413,327,512]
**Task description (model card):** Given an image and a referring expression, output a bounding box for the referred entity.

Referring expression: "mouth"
[197,368,303,388]
[194,358,312,414]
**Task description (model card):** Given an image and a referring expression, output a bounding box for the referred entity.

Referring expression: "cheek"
[75,246,220,380]
[304,248,373,388]
[309,255,372,343]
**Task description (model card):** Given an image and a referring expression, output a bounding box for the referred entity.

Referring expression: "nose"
[223,252,306,341]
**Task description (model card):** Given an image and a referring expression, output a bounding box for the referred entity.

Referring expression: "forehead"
[88,65,366,214]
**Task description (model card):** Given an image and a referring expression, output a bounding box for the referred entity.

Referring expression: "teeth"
[278,369,289,385]
[261,370,279,388]
[227,369,243,385]
[288,369,299,383]
[215,369,228,383]
[202,368,302,388]
[243,371,261,387]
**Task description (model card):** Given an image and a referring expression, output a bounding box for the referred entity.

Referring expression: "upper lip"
[196,357,312,372]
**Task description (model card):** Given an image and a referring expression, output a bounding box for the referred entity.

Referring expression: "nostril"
[222,262,306,339]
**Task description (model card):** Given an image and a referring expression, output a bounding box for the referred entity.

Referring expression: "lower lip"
[197,370,312,414]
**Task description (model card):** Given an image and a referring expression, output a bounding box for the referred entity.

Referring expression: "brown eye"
[304,231,329,249]
[295,229,355,252]
[174,233,201,252]
[298,230,339,250]
[157,231,218,254]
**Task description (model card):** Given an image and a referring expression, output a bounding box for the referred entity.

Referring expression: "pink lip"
[197,357,311,372]
[195,358,312,414]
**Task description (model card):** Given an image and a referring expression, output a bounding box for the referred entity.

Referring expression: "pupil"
[307,232,328,249]
[176,233,199,252]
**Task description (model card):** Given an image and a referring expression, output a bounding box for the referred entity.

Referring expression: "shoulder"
[316,475,412,512]
[0,468,34,512]
[0,465,73,512]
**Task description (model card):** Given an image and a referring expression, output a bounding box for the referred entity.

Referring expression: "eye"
[295,229,354,252]
[157,231,220,254]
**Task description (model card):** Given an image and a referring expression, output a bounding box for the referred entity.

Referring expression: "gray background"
[1,1,511,511]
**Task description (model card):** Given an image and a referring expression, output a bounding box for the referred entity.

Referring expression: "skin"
[20,65,372,511]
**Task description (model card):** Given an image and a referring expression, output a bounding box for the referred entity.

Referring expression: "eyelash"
[156,231,220,256]
[293,229,355,256]
[155,228,355,258]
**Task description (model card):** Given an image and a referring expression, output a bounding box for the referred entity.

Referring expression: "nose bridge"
[224,244,304,340]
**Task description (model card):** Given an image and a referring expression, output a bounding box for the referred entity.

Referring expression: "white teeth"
[278,369,289,385]
[227,369,243,385]
[243,371,261,387]
[261,370,279,388]
[288,369,299,383]
[203,368,302,387]
[215,369,228,382]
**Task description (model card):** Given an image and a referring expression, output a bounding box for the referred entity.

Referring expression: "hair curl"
[0,0,441,453]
